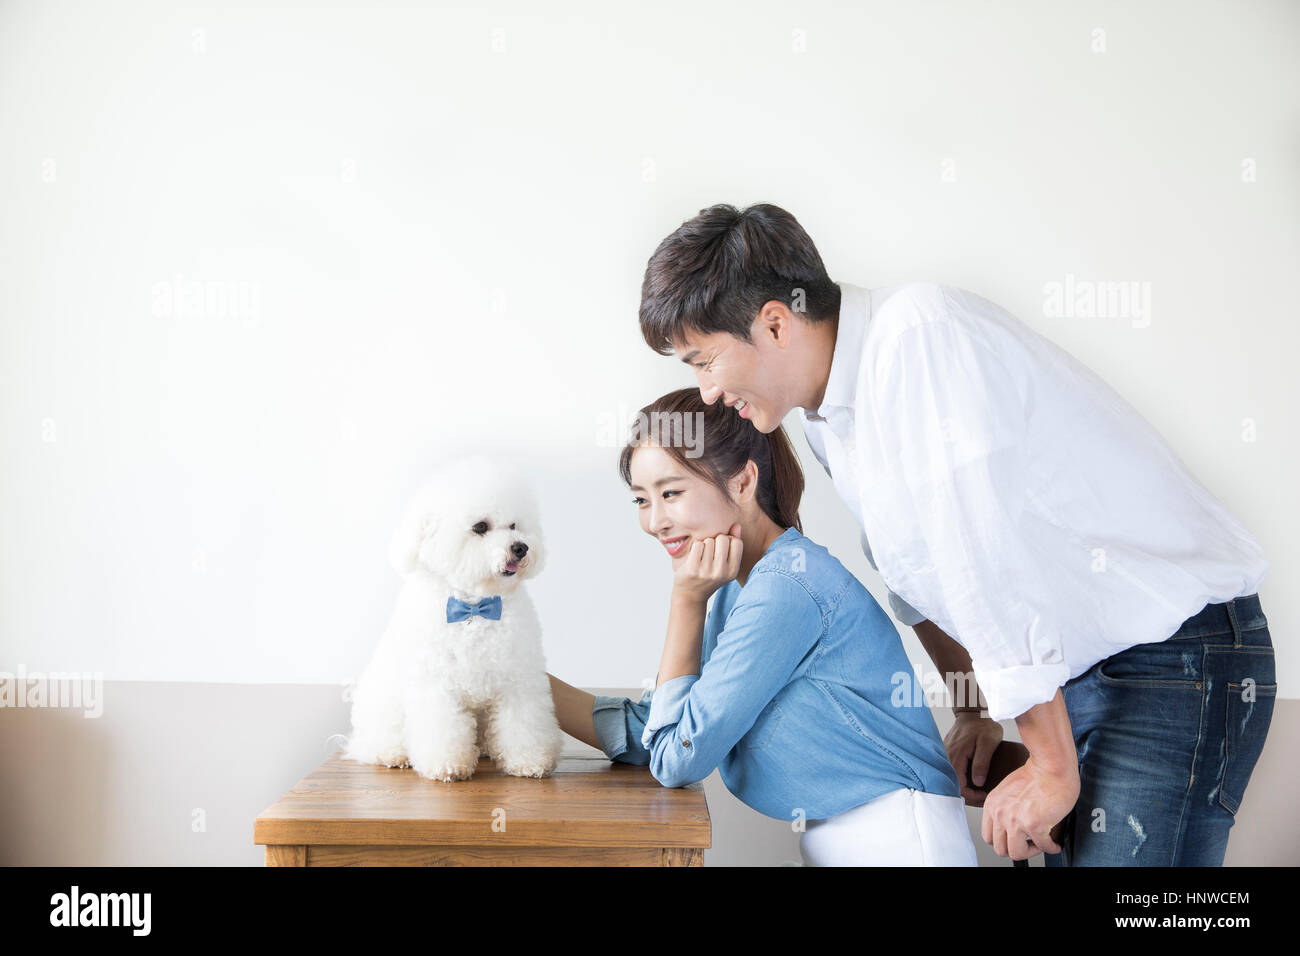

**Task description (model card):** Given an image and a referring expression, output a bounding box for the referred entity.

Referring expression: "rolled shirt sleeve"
[639,675,698,755]
[591,687,653,764]
[639,571,824,788]
[863,305,1070,721]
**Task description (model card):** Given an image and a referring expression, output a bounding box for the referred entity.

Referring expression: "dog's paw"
[500,757,557,779]
[410,755,478,782]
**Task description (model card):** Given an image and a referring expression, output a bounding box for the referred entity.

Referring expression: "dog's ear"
[388,502,435,574]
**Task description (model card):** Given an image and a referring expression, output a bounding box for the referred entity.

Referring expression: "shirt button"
[681,739,691,748]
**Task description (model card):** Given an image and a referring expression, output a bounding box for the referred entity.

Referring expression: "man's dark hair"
[637,202,841,356]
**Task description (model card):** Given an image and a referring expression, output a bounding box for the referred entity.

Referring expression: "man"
[635,202,1275,865]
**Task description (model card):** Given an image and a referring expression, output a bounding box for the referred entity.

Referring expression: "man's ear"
[759,299,793,347]
[389,505,434,574]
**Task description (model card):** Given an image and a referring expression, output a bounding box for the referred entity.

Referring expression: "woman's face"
[628,444,739,566]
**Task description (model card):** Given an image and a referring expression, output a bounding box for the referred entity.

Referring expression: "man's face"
[673,322,789,434]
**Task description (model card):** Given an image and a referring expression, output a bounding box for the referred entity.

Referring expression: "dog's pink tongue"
[505,559,519,572]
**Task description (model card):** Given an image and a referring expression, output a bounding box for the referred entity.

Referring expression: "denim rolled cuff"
[591,695,630,759]
[971,660,1071,722]
[591,694,651,764]
[640,674,699,750]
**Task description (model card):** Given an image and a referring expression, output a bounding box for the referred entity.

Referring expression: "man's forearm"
[913,619,973,673]
[912,619,985,713]
[1013,688,1077,775]
[657,591,707,687]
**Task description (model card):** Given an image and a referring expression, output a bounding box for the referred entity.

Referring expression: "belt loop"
[1225,599,1242,648]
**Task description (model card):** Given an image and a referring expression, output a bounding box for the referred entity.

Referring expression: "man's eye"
[472,521,489,535]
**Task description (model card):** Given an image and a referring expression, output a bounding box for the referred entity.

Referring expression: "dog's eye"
[472,521,489,535]
[509,523,515,530]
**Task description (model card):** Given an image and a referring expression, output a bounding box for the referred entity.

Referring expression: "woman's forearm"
[657,591,707,686]
[546,674,601,750]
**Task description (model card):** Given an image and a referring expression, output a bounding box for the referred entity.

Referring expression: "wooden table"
[254,751,711,866]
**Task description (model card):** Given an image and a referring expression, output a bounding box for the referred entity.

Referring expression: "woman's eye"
[472,521,489,535]
[633,491,679,505]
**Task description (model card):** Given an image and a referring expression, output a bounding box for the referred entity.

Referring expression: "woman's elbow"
[648,750,707,789]
[613,747,651,766]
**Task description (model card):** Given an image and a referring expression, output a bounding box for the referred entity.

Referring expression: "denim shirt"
[591,527,961,821]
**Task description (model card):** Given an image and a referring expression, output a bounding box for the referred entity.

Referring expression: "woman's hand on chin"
[671,523,744,603]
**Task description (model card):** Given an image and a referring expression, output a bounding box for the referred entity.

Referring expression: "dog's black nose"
[511,541,528,559]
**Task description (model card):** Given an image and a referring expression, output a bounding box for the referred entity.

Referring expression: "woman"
[548,388,978,865]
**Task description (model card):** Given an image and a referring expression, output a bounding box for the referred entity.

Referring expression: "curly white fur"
[342,455,563,782]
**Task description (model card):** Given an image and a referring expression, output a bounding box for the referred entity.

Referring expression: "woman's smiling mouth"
[661,535,689,556]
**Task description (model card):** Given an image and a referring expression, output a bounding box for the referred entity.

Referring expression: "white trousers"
[799,787,979,866]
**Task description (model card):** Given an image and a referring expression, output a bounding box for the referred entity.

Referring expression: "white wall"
[1,0,1295,705]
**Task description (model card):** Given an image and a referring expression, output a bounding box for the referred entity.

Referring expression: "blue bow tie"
[446,594,502,623]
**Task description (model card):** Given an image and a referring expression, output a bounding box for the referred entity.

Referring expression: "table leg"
[265,845,307,866]
[661,848,703,866]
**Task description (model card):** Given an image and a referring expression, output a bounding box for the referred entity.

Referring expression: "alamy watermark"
[891,668,986,711]
[594,403,705,457]
[151,273,261,327]
[1043,273,1151,328]
[0,665,103,718]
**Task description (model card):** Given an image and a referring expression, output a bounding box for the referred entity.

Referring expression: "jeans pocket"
[1217,681,1277,815]
[742,698,784,750]
[1095,639,1200,688]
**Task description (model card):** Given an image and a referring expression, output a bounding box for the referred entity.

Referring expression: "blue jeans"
[1043,593,1276,866]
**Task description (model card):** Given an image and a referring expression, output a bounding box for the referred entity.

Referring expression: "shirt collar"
[803,281,870,422]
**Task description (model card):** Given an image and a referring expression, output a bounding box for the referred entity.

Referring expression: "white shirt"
[799,280,1268,722]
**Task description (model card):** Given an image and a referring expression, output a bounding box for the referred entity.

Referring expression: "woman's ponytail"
[757,426,804,534]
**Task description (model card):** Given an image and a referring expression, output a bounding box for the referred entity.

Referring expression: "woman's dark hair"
[638,202,841,356]
[618,387,804,534]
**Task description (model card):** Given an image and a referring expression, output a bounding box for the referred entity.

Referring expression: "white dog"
[342,456,563,782]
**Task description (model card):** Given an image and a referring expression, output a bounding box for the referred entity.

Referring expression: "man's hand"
[945,712,1003,807]
[980,755,1079,860]
[672,523,743,602]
